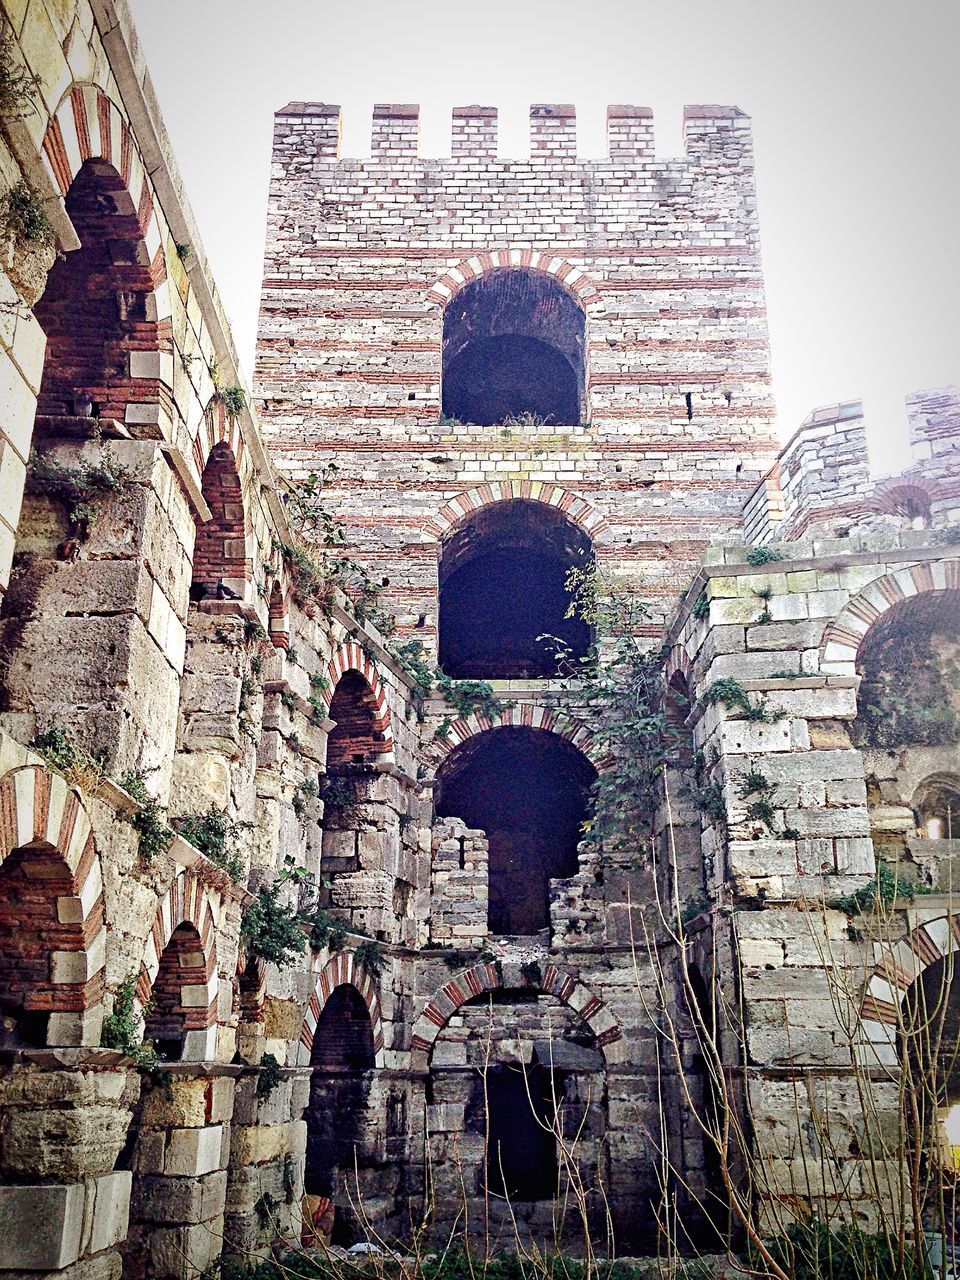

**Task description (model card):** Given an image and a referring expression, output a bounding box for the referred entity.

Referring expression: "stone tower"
[257,102,779,650]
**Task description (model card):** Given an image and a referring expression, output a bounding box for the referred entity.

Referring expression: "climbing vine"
[546,564,677,857]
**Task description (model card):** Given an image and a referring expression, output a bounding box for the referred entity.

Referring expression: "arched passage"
[439,499,592,678]
[305,982,379,1244]
[436,727,596,936]
[442,268,586,426]
[143,922,210,1062]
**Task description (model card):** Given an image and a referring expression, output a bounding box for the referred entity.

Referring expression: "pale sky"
[129,0,958,474]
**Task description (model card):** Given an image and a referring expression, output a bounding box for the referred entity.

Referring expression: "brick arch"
[40,83,173,404]
[0,763,106,1046]
[268,577,292,650]
[427,705,607,771]
[872,479,936,521]
[410,961,623,1066]
[135,869,219,1061]
[297,951,385,1067]
[427,251,603,314]
[427,480,608,544]
[190,408,255,599]
[319,642,395,759]
[821,559,960,672]
[860,915,960,1044]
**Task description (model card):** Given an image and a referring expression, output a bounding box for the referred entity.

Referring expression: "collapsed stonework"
[0,3,957,1276]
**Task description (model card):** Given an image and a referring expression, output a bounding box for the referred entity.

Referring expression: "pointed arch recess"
[136,868,220,1059]
[428,480,608,544]
[427,250,603,314]
[41,83,173,382]
[411,961,623,1064]
[320,642,395,759]
[0,763,106,1044]
[298,951,385,1067]
[821,559,960,671]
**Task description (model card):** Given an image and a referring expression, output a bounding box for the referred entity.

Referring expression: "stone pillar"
[0,1055,139,1276]
[126,1067,236,1279]
[0,438,192,790]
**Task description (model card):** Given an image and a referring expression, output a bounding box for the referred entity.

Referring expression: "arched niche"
[190,440,251,602]
[442,268,586,426]
[34,157,161,431]
[438,499,593,679]
[435,726,596,936]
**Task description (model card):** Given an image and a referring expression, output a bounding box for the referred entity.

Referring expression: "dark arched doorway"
[305,984,377,1243]
[435,727,595,936]
[438,500,592,679]
[442,269,585,426]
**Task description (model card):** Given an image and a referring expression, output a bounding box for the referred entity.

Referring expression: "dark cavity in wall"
[439,499,592,679]
[435,726,595,935]
[442,269,585,426]
[486,1063,558,1200]
[306,983,376,1236]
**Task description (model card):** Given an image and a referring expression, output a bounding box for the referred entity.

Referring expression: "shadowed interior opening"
[143,921,206,1062]
[306,985,376,1229]
[442,269,585,426]
[486,1063,558,1201]
[435,727,595,936]
[439,499,592,679]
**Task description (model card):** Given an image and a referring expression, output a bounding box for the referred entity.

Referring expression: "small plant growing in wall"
[172,808,250,881]
[120,772,175,861]
[219,385,247,417]
[436,671,510,721]
[2,179,53,249]
[255,1051,284,1099]
[29,724,108,793]
[27,446,133,540]
[692,589,709,621]
[101,972,154,1063]
[520,959,543,985]
[241,883,307,968]
[753,582,774,625]
[291,777,319,820]
[736,767,780,833]
[745,545,782,566]
[705,677,783,724]
[0,33,39,119]
[354,939,384,976]
[308,907,348,952]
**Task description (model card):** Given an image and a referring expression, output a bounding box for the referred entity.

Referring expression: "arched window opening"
[427,990,605,1218]
[436,727,595,936]
[0,844,76,1048]
[851,591,960,750]
[34,159,158,431]
[882,485,932,531]
[306,985,377,1243]
[439,500,592,679]
[143,922,208,1062]
[914,777,960,840]
[442,270,585,427]
[901,952,960,1180]
[190,444,249,602]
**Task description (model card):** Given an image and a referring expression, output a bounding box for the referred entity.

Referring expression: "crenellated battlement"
[272,100,752,164]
